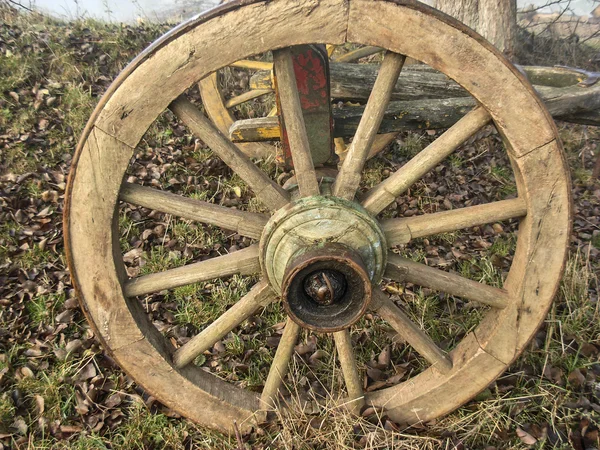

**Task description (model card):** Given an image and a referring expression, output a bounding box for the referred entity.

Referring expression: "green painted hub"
[259,196,387,295]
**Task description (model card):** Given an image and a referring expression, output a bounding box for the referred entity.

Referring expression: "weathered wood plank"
[230,82,600,144]
[250,62,595,102]
[250,62,467,100]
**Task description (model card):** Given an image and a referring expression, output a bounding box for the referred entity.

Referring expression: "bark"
[434,0,517,57]
[434,0,479,29]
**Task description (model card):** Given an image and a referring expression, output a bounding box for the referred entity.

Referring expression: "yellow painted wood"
[230,59,273,71]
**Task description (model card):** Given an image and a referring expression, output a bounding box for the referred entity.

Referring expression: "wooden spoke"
[225,89,273,109]
[173,281,276,368]
[124,245,260,298]
[362,107,491,215]
[333,46,382,63]
[382,198,527,247]
[333,330,365,414]
[119,182,269,240]
[230,60,273,71]
[272,48,320,197]
[260,318,301,410]
[386,254,510,309]
[169,96,290,211]
[333,52,406,200]
[371,290,453,373]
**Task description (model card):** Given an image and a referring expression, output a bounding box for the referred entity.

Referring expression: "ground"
[1,3,600,449]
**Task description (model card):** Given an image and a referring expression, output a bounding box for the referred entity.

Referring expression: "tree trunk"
[434,0,517,57]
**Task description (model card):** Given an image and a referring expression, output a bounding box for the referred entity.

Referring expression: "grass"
[26,293,65,327]
[172,275,254,330]
[18,245,55,270]
[391,132,429,160]
[109,401,196,450]
[15,359,80,423]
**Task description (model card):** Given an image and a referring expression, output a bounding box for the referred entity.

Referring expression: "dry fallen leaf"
[516,427,537,445]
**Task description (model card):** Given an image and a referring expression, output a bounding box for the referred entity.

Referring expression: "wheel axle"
[303,269,346,306]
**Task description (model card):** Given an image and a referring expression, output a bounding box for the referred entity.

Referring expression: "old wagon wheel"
[64,0,571,434]
[198,44,398,160]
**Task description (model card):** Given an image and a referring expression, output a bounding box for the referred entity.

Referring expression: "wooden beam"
[272,48,320,197]
[333,52,406,200]
[260,318,301,409]
[333,330,365,414]
[230,80,600,144]
[361,107,491,215]
[382,198,527,246]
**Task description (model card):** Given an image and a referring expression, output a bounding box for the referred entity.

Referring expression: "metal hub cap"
[260,196,387,331]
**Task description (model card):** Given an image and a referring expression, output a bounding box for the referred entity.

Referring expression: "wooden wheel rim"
[64,0,571,433]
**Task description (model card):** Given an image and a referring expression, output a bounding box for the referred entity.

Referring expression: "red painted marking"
[276,45,335,169]
[293,49,328,109]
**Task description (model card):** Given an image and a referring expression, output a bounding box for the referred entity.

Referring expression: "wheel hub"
[260,196,387,332]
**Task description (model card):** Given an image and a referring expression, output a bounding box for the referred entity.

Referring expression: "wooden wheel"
[64,0,571,434]
[198,43,395,160]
